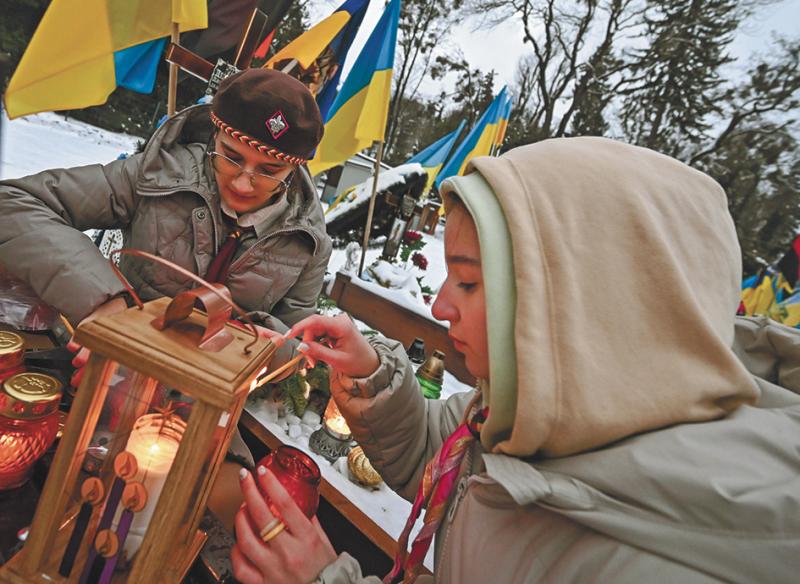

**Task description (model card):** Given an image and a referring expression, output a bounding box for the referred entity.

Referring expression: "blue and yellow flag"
[406,121,466,192]
[307,0,401,177]
[493,91,514,152]
[266,0,369,122]
[4,0,207,119]
[435,87,508,187]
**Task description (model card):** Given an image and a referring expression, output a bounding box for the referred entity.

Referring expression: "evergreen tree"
[620,0,743,157]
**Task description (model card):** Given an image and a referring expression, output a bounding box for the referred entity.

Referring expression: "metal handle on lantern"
[108,249,261,353]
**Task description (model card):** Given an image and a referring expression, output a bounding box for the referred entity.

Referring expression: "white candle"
[117,413,183,558]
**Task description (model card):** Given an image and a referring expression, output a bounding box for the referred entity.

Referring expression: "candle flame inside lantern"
[118,412,185,557]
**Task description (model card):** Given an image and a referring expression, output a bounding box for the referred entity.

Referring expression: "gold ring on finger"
[259,518,286,544]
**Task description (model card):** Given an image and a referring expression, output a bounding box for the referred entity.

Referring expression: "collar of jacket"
[135,104,326,254]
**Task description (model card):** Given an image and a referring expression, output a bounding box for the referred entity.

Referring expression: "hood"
[441,137,759,458]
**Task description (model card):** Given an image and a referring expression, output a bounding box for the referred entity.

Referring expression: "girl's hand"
[232,466,336,584]
[288,314,379,379]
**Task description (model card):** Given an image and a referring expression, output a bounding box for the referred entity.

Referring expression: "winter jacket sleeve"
[0,157,142,323]
[342,335,477,502]
[313,553,383,584]
[270,233,332,328]
[732,315,800,397]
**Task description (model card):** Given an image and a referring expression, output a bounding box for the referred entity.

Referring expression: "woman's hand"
[288,314,379,379]
[67,296,128,388]
[232,466,337,584]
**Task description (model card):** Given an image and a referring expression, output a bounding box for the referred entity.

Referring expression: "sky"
[309,0,800,99]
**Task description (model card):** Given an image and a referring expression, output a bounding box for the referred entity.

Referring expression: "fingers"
[254,325,287,347]
[288,313,353,344]
[255,467,311,540]
[239,468,278,529]
[230,544,263,584]
[70,366,85,389]
[67,338,81,354]
[70,346,91,389]
[71,346,90,368]
[234,506,270,567]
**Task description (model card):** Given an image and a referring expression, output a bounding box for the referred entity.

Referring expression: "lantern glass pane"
[55,362,195,575]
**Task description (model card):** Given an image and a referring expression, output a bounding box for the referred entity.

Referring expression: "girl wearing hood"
[232,138,800,584]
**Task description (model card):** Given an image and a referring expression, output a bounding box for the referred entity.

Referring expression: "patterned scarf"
[385,394,488,583]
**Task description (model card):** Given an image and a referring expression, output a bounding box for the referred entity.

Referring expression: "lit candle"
[117,413,184,557]
[323,398,351,437]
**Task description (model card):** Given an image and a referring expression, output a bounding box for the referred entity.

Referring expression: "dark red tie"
[205,229,241,284]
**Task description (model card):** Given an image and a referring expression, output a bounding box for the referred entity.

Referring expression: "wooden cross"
[166,8,269,95]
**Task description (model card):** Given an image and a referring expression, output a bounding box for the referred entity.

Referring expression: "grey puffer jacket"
[0,105,331,330]
[316,316,800,584]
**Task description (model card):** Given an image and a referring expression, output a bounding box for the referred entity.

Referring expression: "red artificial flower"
[403,230,422,245]
[411,252,428,270]
[423,294,432,305]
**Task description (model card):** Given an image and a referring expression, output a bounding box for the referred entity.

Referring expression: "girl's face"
[432,204,490,379]
[212,132,295,213]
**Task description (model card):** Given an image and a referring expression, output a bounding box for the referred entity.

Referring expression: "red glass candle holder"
[256,446,321,518]
[0,331,25,383]
[0,372,63,490]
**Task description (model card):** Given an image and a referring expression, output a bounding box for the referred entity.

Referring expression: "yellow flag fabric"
[4,0,207,119]
[267,11,351,70]
[307,0,400,177]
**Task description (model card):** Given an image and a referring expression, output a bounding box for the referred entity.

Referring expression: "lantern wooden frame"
[0,297,275,583]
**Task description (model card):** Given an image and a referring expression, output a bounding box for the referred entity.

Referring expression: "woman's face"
[432,204,490,379]
[212,132,296,213]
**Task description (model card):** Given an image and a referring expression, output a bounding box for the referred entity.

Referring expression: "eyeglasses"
[207,151,292,192]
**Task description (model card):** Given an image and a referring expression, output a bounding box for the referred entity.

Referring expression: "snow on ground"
[1,111,141,179]
[327,222,448,322]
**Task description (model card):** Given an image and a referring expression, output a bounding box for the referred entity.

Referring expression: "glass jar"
[416,350,445,400]
[256,445,321,518]
[0,371,62,490]
[0,331,25,382]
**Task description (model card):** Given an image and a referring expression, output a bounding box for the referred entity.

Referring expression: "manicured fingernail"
[297,342,310,353]
[257,465,266,476]
[239,468,248,480]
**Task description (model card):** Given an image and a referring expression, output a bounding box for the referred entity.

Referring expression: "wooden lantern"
[0,290,275,583]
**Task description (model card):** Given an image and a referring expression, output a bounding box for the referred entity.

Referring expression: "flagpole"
[358,140,385,278]
[167,23,180,116]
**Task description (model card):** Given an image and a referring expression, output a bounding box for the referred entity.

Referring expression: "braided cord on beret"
[211,112,307,165]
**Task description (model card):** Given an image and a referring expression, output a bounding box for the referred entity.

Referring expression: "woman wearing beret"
[0,68,332,525]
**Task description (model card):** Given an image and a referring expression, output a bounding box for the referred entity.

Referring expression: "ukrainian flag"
[493,91,514,152]
[307,0,401,177]
[435,87,508,187]
[266,0,370,122]
[4,0,207,119]
[406,120,466,193]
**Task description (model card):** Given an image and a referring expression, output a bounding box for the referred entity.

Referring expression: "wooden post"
[281,58,299,75]
[167,22,180,116]
[358,141,385,278]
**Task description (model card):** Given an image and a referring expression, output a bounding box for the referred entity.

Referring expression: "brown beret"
[212,68,324,165]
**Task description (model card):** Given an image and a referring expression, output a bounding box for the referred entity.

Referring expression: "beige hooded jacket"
[316,138,800,584]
